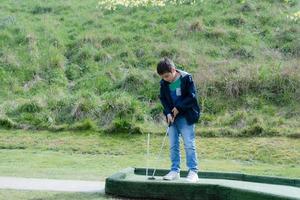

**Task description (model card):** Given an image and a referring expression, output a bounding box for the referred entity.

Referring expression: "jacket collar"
[177,69,189,77]
[160,69,190,85]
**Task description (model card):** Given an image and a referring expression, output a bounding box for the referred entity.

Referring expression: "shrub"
[49,96,86,124]
[116,70,158,100]
[273,27,300,56]
[106,118,143,134]
[150,103,164,122]
[0,117,16,129]
[101,36,122,47]
[65,64,81,81]
[98,91,146,126]
[94,51,112,63]
[18,102,42,113]
[223,111,247,127]
[101,92,135,114]
[69,119,97,131]
[241,124,265,137]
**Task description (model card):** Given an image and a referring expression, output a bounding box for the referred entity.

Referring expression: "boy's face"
[160,68,176,83]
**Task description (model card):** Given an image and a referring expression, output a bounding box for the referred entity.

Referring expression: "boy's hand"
[172,107,179,118]
[167,114,174,124]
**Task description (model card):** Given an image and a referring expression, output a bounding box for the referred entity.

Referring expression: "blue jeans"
[168,116,198,173]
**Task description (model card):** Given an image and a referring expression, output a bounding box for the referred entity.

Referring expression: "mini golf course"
[105,168,300,200]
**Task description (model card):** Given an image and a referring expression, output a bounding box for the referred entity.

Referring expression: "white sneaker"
[186,170,199,182]
[163,171,180,180]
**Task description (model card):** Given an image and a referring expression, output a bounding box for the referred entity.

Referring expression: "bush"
[69,119,97,131]
[94,51,112,63]
[0,117,16,129]
[48,97,75,124]
[65,64,81,81]
[150,103,164,122]
[18,102,42,113]
[116,70,158,100]
[223,111,246,127]
[240,124,265,137]
[273,27,300,56]
[101,91,144,117]
[101,36,122,47]
[106,118,143,134]
[201,97,227,114]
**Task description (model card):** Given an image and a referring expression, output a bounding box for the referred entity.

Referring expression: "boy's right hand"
[167,114,174,124]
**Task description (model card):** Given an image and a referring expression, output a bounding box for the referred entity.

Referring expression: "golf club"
[148,124,171,180]
[146,133,150,177]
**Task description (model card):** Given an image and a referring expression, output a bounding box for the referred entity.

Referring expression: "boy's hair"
[157,57,175,75]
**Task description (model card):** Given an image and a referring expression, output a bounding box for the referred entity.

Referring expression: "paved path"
[0,176,105,193]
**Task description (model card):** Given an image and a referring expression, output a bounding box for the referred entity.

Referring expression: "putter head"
[148,176,156,180]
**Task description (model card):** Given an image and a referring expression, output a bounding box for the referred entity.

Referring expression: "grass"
[0,129,299,199]
[1,149,299,180]
[0,0,299,135]
[0,190,121,200]
[0,130,299,180]
[1,1,299,199]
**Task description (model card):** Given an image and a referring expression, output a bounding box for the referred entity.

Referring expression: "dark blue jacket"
[159,70,201,125]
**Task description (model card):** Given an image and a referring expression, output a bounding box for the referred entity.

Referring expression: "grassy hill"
[0,0,299,136]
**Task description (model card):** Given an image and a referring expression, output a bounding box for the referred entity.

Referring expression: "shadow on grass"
[32,192,131,200]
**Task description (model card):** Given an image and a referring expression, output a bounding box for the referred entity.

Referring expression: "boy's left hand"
[172,107,179,118]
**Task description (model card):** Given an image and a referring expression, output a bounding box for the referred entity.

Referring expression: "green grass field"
[1,130,299,180]
[0,190,114,200]
[0,0,299,135]
[0,129,299,199]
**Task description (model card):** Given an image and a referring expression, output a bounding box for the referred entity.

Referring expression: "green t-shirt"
[169,76,181,103]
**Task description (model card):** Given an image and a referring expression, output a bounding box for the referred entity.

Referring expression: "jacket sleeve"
[175,75,198,112]
[159,84,172,116]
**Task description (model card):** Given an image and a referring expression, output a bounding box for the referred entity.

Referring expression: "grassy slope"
[0,0,299,135]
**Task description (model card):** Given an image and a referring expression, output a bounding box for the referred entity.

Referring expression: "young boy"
[157,57,201,182]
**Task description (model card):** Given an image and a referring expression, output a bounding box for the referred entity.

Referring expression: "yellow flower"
[287,11,300,22]
[97,0,196,10]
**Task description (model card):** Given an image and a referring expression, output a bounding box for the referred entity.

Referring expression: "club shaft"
[151,126,169,178]
[146,133,150,177]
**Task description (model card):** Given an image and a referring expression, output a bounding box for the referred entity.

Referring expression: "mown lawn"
[0,130,299,199]
[0,130,299,180]
[0,190,123,200]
